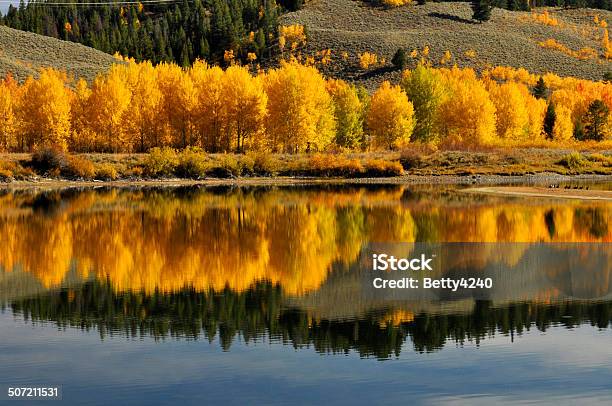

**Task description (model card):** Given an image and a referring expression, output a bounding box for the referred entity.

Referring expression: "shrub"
[238,154,256,176]
[63,155,96,179]
[392,48,408,70]
[144,147,178,177]
[207,154,241,178]
[95,163,118,180]
[0,160,35,180]
[247,151,280,176]
[363,159,404,177]
[558,152,586,170]
[29,148,68,175]
[308,153,364,177]
[587,153,612,166]
[399,150,425,170]
[0,168,13,182]
[176,147,209,179]
[126,166,144,178]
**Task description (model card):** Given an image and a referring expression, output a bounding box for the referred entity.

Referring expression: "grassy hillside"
[281,2,612,88]
[0,25,119,82]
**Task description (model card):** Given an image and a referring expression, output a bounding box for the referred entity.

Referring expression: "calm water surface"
[0,184,611,405]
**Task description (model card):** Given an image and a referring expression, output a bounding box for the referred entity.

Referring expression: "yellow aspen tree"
[367,81,415,150]
[438,68,496,147]
[222,65,267,152]
[523,91,547,141]
[156,62,196,148]
[488,81,529,141]
[19,68,72,151]
[400,64,446,143]
[124,61,163,152]
[263,62,336,152]
[88,65,131,152]
[69,78,94,152]
[552,104,574,141]
[190,61,227,152]
[326,79,364,150]
[0,76,16,152]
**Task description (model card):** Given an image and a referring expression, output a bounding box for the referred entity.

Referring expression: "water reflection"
[0,185,611,358]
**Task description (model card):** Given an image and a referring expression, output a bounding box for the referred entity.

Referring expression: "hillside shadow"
[428,12,476,25]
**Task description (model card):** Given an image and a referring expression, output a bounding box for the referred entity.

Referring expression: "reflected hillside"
[6,280,612,358]
[0,186,610,298]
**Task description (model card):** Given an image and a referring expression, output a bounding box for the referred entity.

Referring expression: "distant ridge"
[0,25,120,83]
[281,2,612,88]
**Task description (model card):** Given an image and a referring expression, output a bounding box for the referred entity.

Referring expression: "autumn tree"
[552,105,574,141]
[583,99,610,141]
[489,81,529,140]
[191,62,227,151]
[326,79,365,150]
[437,68,496,147]
[156,62,196,148]
[19,68,72,151]
[87,65,132,152]
[222,65,267,152]
[69,79,94,151]
[471,0,493,22]
[263,62,336,152]
[533,77,548,99]
[401,64,446,143]
[124,61,163,152]
[0,76,17,152]
[367,81,415,150]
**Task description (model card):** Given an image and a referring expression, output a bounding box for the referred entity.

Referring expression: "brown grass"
[0,25,121,83]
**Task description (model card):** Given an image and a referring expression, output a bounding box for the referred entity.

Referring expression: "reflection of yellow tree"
[0,188,610,297]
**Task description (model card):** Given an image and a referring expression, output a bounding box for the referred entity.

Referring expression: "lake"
[0,184,611,405]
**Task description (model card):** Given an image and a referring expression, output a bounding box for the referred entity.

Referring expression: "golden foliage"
[367,81,415,150]
[263,61,335,152]
[278,24,306,51]
[359,52,378,69]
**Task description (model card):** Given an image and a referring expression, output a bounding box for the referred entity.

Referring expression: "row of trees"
[0,60,610,153]
[0,0,279,66]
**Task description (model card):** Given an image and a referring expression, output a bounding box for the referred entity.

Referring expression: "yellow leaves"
[538,38,598,61]
[367,81,414,150]
[381,0,413,7]
[64,22,72,33]
[437,67,496,147]
[359,52,378,69]
[247,52,258,63]
[552,104,574,141]
[530,11,559,27]
[440,50,452,65]
[278,24,306,51]
[263,61,335,152]
[464,49,477,59]
[594,14,607,28]
[223,49,235,64]
[87,65,132,151]
[221,66,268,152]
[0,80,16,152]
[326,79,364,149]
[19,68,72,151]
[488,81,530,141]
[602,29,612,60]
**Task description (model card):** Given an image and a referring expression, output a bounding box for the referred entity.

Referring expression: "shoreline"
[1,173,611,190]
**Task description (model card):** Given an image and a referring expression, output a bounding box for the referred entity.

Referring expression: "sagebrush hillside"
[281,1,612,88]
[0,25,119,82]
